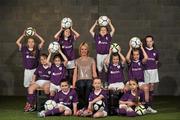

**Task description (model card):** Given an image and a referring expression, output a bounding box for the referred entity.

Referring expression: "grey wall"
[0,0,180,96]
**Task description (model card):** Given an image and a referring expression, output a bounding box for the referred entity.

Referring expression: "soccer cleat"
[146,107,157,114]
[24,102,31,112]
[37,110,46,117]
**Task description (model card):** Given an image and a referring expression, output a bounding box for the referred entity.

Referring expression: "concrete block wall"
[0,0,180,95]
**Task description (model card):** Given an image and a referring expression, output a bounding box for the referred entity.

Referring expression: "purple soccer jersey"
[54,88,78,108]
[128,60,144,82]
[144,47,159,70]
[34,65,51,80]
[58,36,75,61]
[108,63,125,84]
[120,90,145,103]
[20,45,40,69]
[50,64,66,85]
[94,33,112,54]
[89,89,107,111]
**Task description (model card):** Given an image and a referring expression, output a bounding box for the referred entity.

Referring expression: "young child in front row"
[117,79,145,117]
[38,79,78,117]
[47,48,68,99]
[25,54,51,112]
[81,78,108,118]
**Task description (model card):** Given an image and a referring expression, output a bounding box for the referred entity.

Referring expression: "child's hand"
[48,48,51,54]
[109,48,113,54]
[95,20,98,25]
[118,46,121,53]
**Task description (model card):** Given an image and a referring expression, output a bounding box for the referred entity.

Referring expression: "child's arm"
[109,19,115,37]
[73,102,78,115]
[118,47,126,64]
[70,27,80,39]
[72,64,78,88]
[88,95,104,110]
[104,48,112,65]
[126,42,132,63]
[16,32,25,49]
[47,49,52,66]
[141,44,148,63]
[58,48,68,66]
[54,27,63,40]
[119,100,136,107]
[35,32,45,49]
[89,20,98,37]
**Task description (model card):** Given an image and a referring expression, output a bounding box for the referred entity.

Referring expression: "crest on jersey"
[59,67,62,70]
[69,96,73,100]
[138,62,141,66]
[153,53,156,56]
[48,71,51,75]
[117,65,121,69]
[106,36,108,40]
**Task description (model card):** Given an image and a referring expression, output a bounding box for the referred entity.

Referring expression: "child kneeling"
[38,79,78,117]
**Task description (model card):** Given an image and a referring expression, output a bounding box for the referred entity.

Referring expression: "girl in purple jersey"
[25,54,51,112]
[16,29,45,111]
[126,41,152,112]
[47,48,68,99]
[80,78,107,118]
[143,35,159,113]
[104,46,126,91]
[16,30,45,88]
[38,79,78,117]
[54,26,80,85]
[89,19,115,84]
[117,79,146,117]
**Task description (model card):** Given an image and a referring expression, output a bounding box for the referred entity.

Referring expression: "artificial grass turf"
[0,96,180,120]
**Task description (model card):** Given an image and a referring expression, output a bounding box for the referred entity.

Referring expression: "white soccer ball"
[93,100,105,112]
[98,16,110,26]
[130,37,141,48]
[110,43,120,53]
[25,27,35,36]
[44,100,57,111]
[61,17,72,28]
[48,41,60,53]
[135,105,146,116]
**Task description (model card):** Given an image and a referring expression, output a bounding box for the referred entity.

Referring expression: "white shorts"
[24,68,36,88]
[50,83,61,92]
[144,69,159,84]
[57,103,71,111]
[126,81,146,87]
[66,60,75,69]
[108,82,125,90]
[97,54,108,72]
[35,80,50,87]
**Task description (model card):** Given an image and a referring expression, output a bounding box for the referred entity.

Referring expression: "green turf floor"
[0,96,180,120]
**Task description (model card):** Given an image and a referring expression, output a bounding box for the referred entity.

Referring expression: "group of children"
[16,19,159,118]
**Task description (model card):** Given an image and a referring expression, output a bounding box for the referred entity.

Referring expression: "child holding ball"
[16,29,45,111]
[89,19,115,83]
[54,26,80,85]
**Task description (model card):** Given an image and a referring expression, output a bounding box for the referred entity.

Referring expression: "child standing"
[117,79,145,117]
[16,30,45,110]
[89,19,115,83]
[143,35,159,113]
[38,79,78,117]
[54,26,80,85]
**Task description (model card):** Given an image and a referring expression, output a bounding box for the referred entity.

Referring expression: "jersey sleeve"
[88,92,94,102]
[72,89,78,103]
[53,92,60,103]
[120,91,129,101]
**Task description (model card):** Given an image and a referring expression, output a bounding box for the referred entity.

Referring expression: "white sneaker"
[146,107,157,114]
[37,110,46,117]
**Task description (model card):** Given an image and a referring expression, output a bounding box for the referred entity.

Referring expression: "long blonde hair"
[79,41,89,56]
